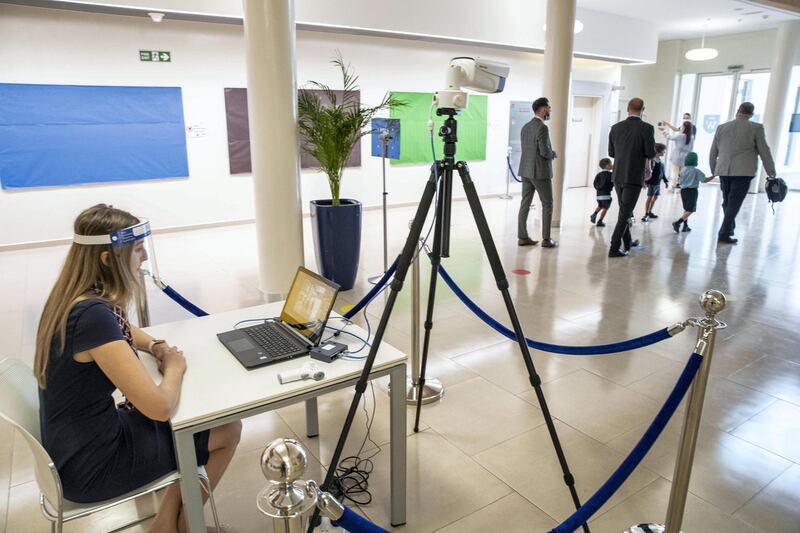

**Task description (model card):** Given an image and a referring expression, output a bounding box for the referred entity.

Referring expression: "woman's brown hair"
[34,204,141,388]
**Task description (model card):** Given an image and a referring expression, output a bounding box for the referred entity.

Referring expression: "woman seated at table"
[34,204,241,533]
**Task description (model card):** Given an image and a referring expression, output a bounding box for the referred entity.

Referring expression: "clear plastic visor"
[73,219,160,281]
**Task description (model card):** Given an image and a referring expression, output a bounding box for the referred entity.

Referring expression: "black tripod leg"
[414,163,448,432]
[455,162,590,533]
[305,166,439,532]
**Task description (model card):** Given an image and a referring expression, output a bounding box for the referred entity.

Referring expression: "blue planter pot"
[310,199,362,291]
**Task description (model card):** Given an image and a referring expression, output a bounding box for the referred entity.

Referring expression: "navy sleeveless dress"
[39,298,210,503]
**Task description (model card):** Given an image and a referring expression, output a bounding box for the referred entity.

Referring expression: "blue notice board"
[371,118,400,159]
[0,83,189,189]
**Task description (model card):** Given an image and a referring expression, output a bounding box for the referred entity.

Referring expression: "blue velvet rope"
[507,155,522,182]
[332,506,390,533]
[550,352,704,533]
[342,258,398,320]
[437,265,672,355]
[161,285,209,317]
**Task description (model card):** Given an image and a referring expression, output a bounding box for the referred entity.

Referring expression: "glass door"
[694,74,735,174]
[734,71,771,123]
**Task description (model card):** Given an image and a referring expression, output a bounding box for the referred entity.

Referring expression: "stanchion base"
[498,194,513,200]
[387,377,444,405]
[626,524,683,533]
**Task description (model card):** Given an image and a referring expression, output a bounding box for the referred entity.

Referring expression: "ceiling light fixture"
[685,19,718,61]
[543,19,584,34]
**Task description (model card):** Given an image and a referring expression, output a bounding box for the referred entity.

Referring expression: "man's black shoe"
[672,220,681,233]
[609,249,629,258]
[648,212,658,219]
[541,239,558,248]
[718,237,738,244]
[596,220,606,227]
[590,213,597,224]
[518,238,539,246]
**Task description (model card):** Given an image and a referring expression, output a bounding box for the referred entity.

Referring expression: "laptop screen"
[280,267,340,345]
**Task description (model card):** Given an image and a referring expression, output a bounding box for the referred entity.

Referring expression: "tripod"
[308,108,588,532]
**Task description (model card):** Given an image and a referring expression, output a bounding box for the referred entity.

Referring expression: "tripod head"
[436,107,459,160]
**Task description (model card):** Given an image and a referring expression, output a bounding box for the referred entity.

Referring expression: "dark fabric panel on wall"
[223,88,361,174]
[224,88,252,174]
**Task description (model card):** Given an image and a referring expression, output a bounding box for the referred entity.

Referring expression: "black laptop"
[217,267,340,369]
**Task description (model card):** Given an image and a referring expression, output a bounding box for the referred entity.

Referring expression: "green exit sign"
[139,50,171,62]
[727,64,744,72]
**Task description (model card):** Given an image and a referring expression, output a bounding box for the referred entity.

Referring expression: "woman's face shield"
[73,219,160,281]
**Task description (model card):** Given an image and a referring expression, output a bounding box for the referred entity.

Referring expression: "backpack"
[765,177,787,213]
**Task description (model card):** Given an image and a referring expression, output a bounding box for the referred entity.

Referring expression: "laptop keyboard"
[243,322,306,358]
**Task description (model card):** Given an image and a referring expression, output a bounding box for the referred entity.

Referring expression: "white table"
[143,302,407,533]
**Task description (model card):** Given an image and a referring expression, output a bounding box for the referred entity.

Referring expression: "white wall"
[42,0,659,63]
[620,30,777,128]
[0,4,620,246]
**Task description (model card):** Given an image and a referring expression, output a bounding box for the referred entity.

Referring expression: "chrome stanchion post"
[632,290,726,533]
[499,146,513,200]
[257,438,318,533]
[664,290,726,533]
[134,269,151,327]
[400,220,443,404]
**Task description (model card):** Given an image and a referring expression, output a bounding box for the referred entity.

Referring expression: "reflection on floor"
[1,185,799,532]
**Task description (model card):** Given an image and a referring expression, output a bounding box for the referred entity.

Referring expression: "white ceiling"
[578,0,799,40]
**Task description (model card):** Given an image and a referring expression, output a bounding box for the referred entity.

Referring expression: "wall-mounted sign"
[139,50,171,62]
[727,64,744,72]
[789,113,800,133]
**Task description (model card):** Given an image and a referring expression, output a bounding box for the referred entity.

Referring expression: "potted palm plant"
[298,54,403,290]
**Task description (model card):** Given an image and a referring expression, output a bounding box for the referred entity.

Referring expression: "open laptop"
[217,267,340,369]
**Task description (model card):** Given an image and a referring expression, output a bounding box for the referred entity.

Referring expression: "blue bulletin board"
[0,83,189,189]
[371,118,401,159]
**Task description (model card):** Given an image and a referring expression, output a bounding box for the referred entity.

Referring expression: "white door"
[566,96,598,188]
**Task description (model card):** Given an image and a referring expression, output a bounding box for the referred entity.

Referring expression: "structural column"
[543,0,576,228]
[242,0,304,299]
[753,19,800,193]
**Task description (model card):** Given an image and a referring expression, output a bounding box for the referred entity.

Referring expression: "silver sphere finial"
[260,438,307,483]
[699,290,726,315]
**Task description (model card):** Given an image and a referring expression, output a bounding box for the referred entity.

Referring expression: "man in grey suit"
[710,102,776,244]
[517,97,558,248]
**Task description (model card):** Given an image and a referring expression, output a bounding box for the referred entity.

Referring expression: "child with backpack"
[590,158,613,227]
[642,143,667,222]
[672,152,713,233]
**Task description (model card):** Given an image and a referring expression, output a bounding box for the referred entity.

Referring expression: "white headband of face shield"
[73,220,151,247]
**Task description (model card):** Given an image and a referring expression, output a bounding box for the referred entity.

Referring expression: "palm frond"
[297,54,408,205]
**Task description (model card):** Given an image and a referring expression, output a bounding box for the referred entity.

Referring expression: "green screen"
[389,92,487,165]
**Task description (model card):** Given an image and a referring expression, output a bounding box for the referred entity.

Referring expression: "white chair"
[0,358,221,533]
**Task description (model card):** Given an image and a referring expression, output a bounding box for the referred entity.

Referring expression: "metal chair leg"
[199,474,221,532]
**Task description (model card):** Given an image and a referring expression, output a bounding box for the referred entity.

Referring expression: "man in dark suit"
[517,97,558,248]
[607,98,657,257]
[710,102,776,244]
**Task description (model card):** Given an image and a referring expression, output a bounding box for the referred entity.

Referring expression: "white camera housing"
[435,57,510,110]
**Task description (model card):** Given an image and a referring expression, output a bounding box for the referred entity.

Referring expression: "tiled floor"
[1,184,799,532]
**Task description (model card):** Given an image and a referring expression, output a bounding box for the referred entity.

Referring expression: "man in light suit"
[710,102,776,244]
[607,97,657,257]
[517,97,558,248]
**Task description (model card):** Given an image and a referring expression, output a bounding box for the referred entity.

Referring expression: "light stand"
[499,146,514,200]
[307,108,588,533]
[368,130,392,284]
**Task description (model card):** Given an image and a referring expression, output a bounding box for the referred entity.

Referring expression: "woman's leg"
[150,421,242,533]
[177,421,242,532]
